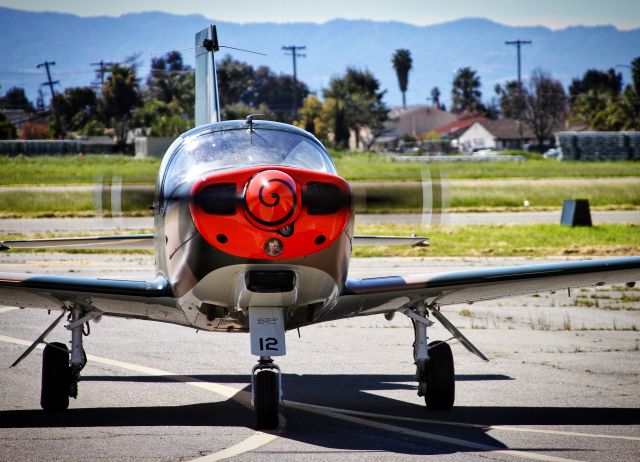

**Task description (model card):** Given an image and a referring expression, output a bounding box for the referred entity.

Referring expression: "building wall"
[458,123,496,152]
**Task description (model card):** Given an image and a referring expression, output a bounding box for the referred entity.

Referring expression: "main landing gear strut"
[405,300,455,410]
[41,304,90,411]
[11,303,96,411]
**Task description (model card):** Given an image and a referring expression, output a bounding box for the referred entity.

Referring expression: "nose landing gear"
[249,307,286,430]
[252,357,282,429]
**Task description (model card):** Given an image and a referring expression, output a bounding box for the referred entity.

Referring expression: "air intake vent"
[246,270,296,293]
[305,182,345,214]
[197,183,237,215]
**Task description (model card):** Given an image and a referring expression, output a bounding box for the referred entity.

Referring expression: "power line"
[282,45,306,118]
[505,40,532,84]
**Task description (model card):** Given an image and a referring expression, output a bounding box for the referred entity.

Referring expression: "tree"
[631,56,640,95]
[216,55,256,108]
[216,56,308,123]
[524,69,567,147]
[569,68,622,101]
[252,66,309,122]
[567,90,609,128]
[578,86,640,131]
[430,87,441,108]
[0,112,17,139]
[0,87,35,112]
[495,80,527,119]
[496,70,567,147]
[295,95,327,141]
[567,59,640,130]
[221,102,275,122]
[392,49,412,109]
[99,64,141,148]
[323,68,388,150]
[51,86,98,134]
[147,51,194,118]
[451,67,483,114]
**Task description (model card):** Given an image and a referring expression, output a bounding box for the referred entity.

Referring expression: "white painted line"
[299,402,640,442]
[0,333,624,462]
[189,429,282,462]
[0,334,279,461]
[286,400,584,462]
[0,307,19,314]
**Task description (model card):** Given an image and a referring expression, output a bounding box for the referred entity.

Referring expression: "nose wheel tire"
[425,340,455,410]
[254,369,279,429]
[41,342,71,411]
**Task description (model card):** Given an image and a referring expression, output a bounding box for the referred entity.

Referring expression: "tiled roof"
[434,115,487,135]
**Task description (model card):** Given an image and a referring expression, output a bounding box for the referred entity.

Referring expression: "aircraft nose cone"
[244,170,301,228]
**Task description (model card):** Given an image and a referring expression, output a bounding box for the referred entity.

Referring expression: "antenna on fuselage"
[195,24,221,126]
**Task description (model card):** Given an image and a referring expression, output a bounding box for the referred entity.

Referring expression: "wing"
[352,235,428,247]
[0,234,154,251]
[328,257,640,321]
[0,272,186,326]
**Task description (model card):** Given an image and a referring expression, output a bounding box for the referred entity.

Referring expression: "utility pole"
[36,88,45,111]
[91,60,115,88]
[282,45,306,119]
[37,60,62,137]
[505,40,532,84]
[37,61,59,102]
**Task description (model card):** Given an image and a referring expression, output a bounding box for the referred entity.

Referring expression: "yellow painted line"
[302,402,640,442]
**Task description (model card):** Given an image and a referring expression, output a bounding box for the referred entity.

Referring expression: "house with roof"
[457,118,536,152]
[362,105,457,151]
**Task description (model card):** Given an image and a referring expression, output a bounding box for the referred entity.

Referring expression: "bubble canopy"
[162,123,336,195]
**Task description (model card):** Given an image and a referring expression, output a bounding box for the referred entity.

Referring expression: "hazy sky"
[1,0,639,29]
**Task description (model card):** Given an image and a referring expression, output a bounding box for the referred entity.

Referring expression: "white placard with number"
[249,307,286,356]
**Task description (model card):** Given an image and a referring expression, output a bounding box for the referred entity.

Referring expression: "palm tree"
[451,67,483,114]
[392,49,412,109]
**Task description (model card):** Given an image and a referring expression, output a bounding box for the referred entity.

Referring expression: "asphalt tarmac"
[0,254,639,461]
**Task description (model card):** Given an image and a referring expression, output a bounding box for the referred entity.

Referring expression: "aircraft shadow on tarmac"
[2,373,638,456]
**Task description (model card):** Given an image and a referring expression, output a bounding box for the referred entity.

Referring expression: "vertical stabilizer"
[195,25,221,126]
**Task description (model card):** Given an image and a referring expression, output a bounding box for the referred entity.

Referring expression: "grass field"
[331,151,640,181]
[0,155,159,185]
[353,223,640,257]
[1,153,639,185]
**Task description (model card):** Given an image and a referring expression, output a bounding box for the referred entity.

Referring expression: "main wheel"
[254,370,279,429]
[41,342,71,411]
[425,340,455,410]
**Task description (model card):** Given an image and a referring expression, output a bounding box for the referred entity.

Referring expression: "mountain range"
[1,6,639,108]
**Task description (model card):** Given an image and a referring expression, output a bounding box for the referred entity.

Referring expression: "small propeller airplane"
[1,25,639,430]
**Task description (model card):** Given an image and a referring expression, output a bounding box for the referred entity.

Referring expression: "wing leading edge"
[0,272,186,326]
[0,234,154,251]
[327,257,640,320]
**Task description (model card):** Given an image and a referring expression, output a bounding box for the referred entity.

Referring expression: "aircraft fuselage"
[152,120,354,332]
